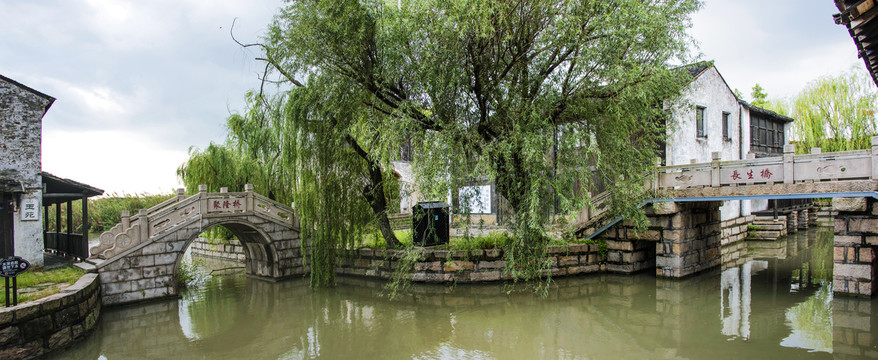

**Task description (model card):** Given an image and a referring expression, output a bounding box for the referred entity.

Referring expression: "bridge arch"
[175,219,281,281]
[90,185,305,305]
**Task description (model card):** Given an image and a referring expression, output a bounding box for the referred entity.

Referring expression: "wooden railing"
[44,232,88,259]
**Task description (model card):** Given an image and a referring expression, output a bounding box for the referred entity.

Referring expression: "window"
[722,112,731,140]
[696,106,706,138]
[458,185,492,214]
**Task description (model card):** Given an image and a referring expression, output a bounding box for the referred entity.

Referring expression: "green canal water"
[53,228,878,359]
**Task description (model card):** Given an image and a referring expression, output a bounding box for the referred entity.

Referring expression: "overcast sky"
[0,0,863,195]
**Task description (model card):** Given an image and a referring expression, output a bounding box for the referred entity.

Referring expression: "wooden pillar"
[55,202,61,235]
[82,195,88,258]
[66,200,72,255]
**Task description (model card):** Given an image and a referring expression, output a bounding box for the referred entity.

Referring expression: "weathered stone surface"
[0,326,19,346]
[443,261,475,272]
[836,263,873,280]
[20,315,52,338]
[835,197,868,212]
[469,271,500,281]
[48,328,72,349]
[0,341,42,360]
[849,218,878,234]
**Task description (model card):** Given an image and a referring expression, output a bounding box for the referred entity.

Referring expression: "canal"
[53,227,878,359]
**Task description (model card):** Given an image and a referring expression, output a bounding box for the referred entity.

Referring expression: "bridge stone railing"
[89,184,296,260]
[653,137,878,190]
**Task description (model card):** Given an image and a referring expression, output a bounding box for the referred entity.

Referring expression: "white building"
[1,74,102,266]
[666,62,794,221]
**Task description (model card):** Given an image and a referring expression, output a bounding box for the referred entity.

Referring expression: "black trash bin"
[412,202,449,247]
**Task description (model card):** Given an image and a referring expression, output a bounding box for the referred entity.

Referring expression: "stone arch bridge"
[88,184,304,305]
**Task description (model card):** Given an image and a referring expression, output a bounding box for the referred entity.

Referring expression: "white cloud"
[43,129,189,195]
[690,0,860,100]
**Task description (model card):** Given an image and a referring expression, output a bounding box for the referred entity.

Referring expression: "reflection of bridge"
[87,184,303,305]
[577,138,878,297]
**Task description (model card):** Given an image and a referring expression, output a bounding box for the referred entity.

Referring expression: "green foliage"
[263,0,700,291]
[768,68,878,153]
[88,193,175,232]
[45,193,174,234]
[384,246,426,300]
[0,266,84,304]
[358,230,413,249]
[751,83,768,107]
[177,257,206,289]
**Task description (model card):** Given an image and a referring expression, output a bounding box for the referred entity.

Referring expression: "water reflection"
[51,228,878,359]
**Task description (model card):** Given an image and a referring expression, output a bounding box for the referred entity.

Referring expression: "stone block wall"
[833,296,878,358]
[654,202,722,277]
[720,215,754,246]
[815,201,836,227]
[597,202,722,278]
[747,215,788,240]
[336,244,605,283]
[798,209,809,229]
[786,211,798,234]
[0,273,101,360]
[833,197,878,297]
[189,238,245,261]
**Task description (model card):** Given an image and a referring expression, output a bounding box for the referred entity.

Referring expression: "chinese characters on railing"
[730,169,773,181]
[209,197,244,211]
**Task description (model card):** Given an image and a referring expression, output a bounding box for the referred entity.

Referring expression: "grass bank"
[0,266,85,305]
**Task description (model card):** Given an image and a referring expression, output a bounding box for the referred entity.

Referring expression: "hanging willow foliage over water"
[245,0,701,289]
[767,68,878,153]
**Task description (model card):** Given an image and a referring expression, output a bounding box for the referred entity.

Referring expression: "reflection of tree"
[808,228,834,283]
[780,284,833,353]
[180,275,247,340]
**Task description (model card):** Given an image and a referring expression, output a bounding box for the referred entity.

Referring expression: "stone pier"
[598,201,722,278]
[833,197,878,297]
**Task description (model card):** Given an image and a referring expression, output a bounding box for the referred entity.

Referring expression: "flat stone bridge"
[88,184,303,305]
[577,137,878,297]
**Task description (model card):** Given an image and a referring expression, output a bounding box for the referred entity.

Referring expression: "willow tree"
[770,68,878,153]
[254,0,699,285]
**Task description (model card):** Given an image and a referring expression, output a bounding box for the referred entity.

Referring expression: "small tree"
[751,84,768,107]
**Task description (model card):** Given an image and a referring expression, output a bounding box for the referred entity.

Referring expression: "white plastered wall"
[666,66,743,221]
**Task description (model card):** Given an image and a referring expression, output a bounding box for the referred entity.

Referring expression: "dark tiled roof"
[41,172,104,205]
[0,73,55,109]
[683,61,714,79]
[739,100,795,123]
[835,0,878,87]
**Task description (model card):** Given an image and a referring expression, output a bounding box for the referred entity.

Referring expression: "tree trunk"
[348,135,402,248]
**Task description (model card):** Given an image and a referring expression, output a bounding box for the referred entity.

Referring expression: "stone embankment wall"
[720,215,754,246]
[189,238,245,261]
[833,197,878,297]
[0,274,101,360]
[834,295,878,357]
[336,244,605,282]
[747,215,788,240]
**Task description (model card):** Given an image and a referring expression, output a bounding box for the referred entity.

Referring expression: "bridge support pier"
[654,201,722,277]
[599,201,722,278]
[833,197,878,297]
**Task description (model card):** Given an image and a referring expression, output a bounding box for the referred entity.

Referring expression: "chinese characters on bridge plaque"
[209,197,245,212]
[20,198,38,221]
[721,165,782,185]
[730,169,773,181]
